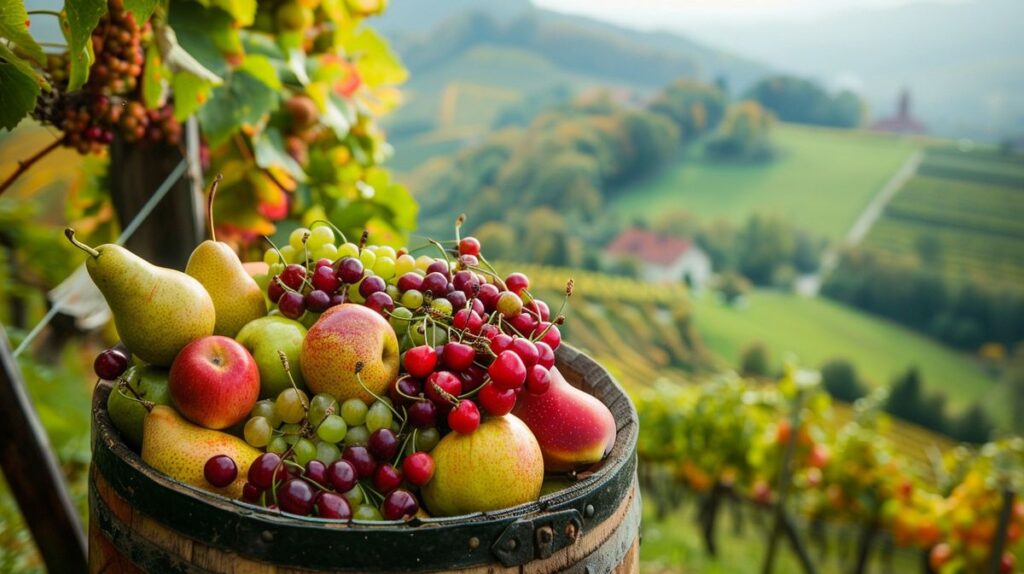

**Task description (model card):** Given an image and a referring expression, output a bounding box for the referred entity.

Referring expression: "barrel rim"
[90,344,639,570]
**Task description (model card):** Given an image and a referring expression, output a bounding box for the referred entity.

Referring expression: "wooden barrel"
[88,345,640,573]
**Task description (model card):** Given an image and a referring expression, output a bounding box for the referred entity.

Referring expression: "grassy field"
[862,146,1024,289]
[693,290,1007,422]
[611,124,922,241]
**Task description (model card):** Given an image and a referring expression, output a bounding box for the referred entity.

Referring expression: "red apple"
[169,336,260,429]
[301,304,400,402]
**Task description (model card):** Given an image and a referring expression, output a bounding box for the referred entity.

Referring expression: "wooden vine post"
[988,489,1015,574]
[761,387,818,574]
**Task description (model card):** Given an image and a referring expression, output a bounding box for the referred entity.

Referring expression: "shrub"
[739,342,771,377]
[820,359,867,402]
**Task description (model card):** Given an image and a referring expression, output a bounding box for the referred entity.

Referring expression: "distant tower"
[871,87,927,134]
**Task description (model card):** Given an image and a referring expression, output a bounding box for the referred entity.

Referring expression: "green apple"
[236,316,308,398]
[108,365,171,449]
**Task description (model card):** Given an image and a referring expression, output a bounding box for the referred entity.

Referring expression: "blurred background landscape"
[1,0,1022,571]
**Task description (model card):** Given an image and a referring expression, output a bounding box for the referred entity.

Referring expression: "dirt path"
[797,149,924,296]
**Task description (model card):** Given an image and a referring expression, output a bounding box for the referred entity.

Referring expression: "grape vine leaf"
[307,82,354,139]
[166,1,231,78]
[0,0,46,65]
[0,53,40,131]
[237,54,281,90]
[253,128,307,182]
[124,0,160,23]
[141,41,167,109]
[337,25,407,88]
[171,71,213,121]
[155,24,222,85]
[197,69,278,147]
[64,0,107,91]
[194,0,256,26]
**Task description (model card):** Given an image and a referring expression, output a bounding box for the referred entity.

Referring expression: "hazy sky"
[532,0,965,29]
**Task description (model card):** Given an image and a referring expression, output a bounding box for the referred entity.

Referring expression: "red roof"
[604,228,693,265]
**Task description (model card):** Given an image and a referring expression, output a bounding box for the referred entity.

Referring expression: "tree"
[885,367,925,423]
[744,76,865,128]
[704,100,776,162]
[951,404,994,444]
[739,342,771,377]
[821,359,868,403]
[649,80,728,137]
[736,215,796,285]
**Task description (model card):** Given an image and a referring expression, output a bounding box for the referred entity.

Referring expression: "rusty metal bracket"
[492,508,584,566]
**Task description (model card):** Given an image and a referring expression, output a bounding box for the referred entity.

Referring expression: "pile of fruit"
[81,188,616,522]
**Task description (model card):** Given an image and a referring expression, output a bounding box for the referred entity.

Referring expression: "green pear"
[422,415,543,517]
[185,179,267,337]
[235,316,307,398]
[141,405,261,499]
[66,229,215,366]
[107,366,171,449]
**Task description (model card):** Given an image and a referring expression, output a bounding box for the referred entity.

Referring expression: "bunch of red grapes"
[40,0,181,154]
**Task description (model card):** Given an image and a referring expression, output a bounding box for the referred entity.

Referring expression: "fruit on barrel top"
[185,236,267,338]
[235,316,308,398]
[301,304,400,403]
[141,406,260,498]
[107,366,171,449]
[512,367,615,472]
[65,229,215,366]
[169,336,260,429]
[422,415,543,517]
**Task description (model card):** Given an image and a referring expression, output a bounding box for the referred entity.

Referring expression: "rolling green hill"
[692,290,1007,424]
[610,124,922,241]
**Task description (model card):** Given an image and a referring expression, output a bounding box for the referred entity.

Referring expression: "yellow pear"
[422,415,544,517]
[141,406,260,499]
[65,229,215,366]
[186,177,267,337]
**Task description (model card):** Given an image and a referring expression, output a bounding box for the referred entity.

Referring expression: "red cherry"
[477,283,500,311]
[459,364,488,394]
[305,290,331,313]
[425,371,462,413]
[527,299,550,321]
[403,346,438,378]
[268,276,285,303]
[448,400,480,434]
[407,400,438,428]
[382,489,419,520]
[315,492,352,520]
[526,365,551,395]
[505,272,529,295]
[509,338,539,367]
[373,464,403,494]
[364,291,395,316]
[242,482,261,503]
[396,272,423,292]
[204,455,237,488]
[489,333,513,355]
[248,453,287,490]
[509,313,537,336]
[537,323,561,349]
[458,236,481,256]
[402,452,435,486]
[278,478,316,515]
[442,342,476,372]
[315,258,333,269]
[342,445,377,479]
[304,460,328,485]
[489,350,527,390]
[312,265,340,292]
[327,460,358,492]
[280,264,306,289]
[368,428,399,461]
[452,309,484,332]
[535,341,555,369]
[479,382,517,416]
[390,376,423,407]
[421,272,448,295]
[336,257,364,284]
[358,275,387,298]
[94,348,129,380]
[278,291,306,319]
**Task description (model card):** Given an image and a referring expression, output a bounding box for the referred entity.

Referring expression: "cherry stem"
[354,367,405,423]
[454,213,466,242]
[27,9,62,17]
[65,228,100,258]
[206,174,223,242]
[309,219,348,244]
[430,381,459,407]
[115,377,154,412]
[278,350,309,416]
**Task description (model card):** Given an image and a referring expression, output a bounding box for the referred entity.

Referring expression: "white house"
[605,228,712,289]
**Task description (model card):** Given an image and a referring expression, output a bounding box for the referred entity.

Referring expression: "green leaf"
[64,0,107,91]
[307,82,354,139]
[0,39,48,89]
[171,71,213,121]
[155,24,222,84]
[195,0,256,26]
[197,69,278,147]
[0,0,45,65]
[338,25,406,87]
[124,0,160,22]
[0,58,40,131]
[253,128,307,182]
[141,41,166,109]
[237,54,281,90]
[167,1,231,78]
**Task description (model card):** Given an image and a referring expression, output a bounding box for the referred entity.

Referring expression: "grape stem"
[27,9,62,17]
[0,139,60,198]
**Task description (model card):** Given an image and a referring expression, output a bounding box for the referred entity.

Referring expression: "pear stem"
[207,174,223,243]
[65,228,100,258]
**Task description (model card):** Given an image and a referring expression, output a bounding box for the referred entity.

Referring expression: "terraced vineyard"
[863,146,1024,289]
[504,263,958,469]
